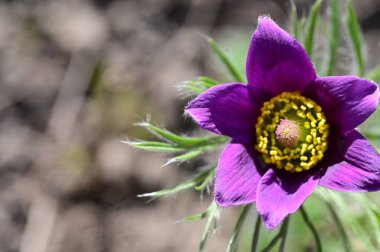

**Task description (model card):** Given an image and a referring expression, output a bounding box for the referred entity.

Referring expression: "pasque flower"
[185,16,380,230]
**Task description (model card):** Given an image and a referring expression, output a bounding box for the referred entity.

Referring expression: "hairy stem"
[326,202,351,252]
[279,217,290,252]
[251,215,262,252]
[300,206,322,252]
[261,217,290,252]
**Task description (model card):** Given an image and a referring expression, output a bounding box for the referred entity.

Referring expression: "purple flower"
[185,16,380,230]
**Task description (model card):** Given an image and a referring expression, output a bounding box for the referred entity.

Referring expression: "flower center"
[275,119,300,147]
[255,92,329,172]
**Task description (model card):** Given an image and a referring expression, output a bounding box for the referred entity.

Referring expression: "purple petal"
[214,143,263,207]
[256,169,319,230]
[319,130,380,192]
[185,83,263,144]
[307,76,379,133]
[246,16,316,96]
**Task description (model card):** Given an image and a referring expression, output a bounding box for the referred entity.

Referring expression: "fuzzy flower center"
[275,119,300,147]
[255,92,329,173]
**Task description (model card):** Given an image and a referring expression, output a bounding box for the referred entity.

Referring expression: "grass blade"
[346,0,365,76]
[206,37,244,83]
[325,0,340,76]
[304,0,322,58]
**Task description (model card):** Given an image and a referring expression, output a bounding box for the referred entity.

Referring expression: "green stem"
[279,217,290,252]
[261,233,281,252]
[300,206,322,252]
[226,205,251,252]
[251,215,262,252]
[261,217,289,252]
[326,202,352,252]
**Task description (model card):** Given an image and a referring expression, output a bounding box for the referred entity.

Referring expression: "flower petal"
[185,83,264,144]
[256,169,319,230]
[319,130,380,192]
[246,16,316,96]
[214,143,263,207]
[307,76,379,132]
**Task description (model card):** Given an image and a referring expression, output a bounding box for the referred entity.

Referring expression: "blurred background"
[0,0,380,251]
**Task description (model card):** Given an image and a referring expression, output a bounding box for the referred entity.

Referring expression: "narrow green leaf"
[251,214,262,252]
[124,141,185,153]
[347,0,365,77]
[299,206,322,252]
[353,194,380,248]
[278,217,290,252]
[368,64,380,82]
[261,218,290,252]
[180,200,217,223]
[165,149,205,165]
[290,0,299,40]
[195,166,216,191]
[198,76,220,86]
[261,234,281,252]
[206,37,244,83]
[316,189,377,251]
[138,167,215,198]
[136,122,229,148]
[181,211,208,222]
[325,0,340,76]
[200,201,219,252]
[181,76,221,96]
[326,201,352,252]
[226,205,251,252]
[182,81,208,95]
[304,0,322,58]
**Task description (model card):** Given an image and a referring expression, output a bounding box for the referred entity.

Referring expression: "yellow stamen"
[255,92,329,173]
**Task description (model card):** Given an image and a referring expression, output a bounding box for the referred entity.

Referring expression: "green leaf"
[164,149,205,165]
[124,141,186,153]
[299,206,322,252]
[138,167,216,198]
[325,0,340,76]
[181,76,221,96]
[195,166,216,191]
[347,0,365,77]
[226,205,251,252]
[290,0,299,40]
[368,65,380,82]
[206,36,244,83]
[198,76,220,86]
[326,201,352,252]
[200,201,219,252]
[304,0,322,58]
[136,122,229,148]
[180,200,217,223]
[352,194,380,248]
[316,188,378,251]
[181,210,209,223]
